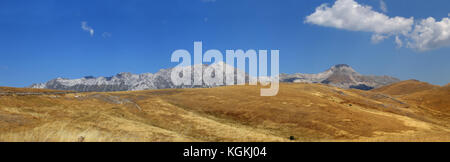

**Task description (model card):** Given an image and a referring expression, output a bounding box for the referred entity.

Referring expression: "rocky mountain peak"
[333,64,350,68]
[328,64,358,75]
[280,64,400,90]
[116,72,134,78]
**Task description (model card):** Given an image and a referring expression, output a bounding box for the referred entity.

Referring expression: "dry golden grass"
[372,80,450,126]
[0,81,449,142]
[0,87,71,93]
[371,79,439,96]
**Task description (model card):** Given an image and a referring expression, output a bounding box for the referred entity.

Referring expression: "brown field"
[0,80,449,142]
[0,87,72,93]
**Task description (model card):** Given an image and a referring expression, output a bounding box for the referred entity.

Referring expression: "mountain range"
[30,63,400,92]
[30,62,248,92]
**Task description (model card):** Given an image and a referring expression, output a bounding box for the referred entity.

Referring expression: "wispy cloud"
[395,35,403,48]
[81,21,94,36]
[305,0,450,52]
[371,34,389,44]
[380,0,388,13]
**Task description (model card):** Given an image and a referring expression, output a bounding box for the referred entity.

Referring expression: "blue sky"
[0,0,449,87]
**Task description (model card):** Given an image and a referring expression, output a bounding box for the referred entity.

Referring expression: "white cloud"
[305,0,450,52]
[81,21,94,36]
[305,0,413,35]
[407,17,450,51]
[380,0,387,13]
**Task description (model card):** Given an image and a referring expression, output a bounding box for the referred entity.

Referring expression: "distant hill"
[400,83,450,113]
[371,79,449,116]
[371,80,440,96]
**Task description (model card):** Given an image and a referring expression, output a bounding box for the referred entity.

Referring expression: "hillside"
[371,80,440,96]
[0,82,449,142]
[400,85,450,114]
[371,80,449,115]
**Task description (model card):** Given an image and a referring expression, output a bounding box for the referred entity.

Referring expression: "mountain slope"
[400,84,450,114]
[370,80,450,126]
[371,79,440,96]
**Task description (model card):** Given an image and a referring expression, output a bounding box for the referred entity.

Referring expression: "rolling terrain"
[0,81,449,142]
